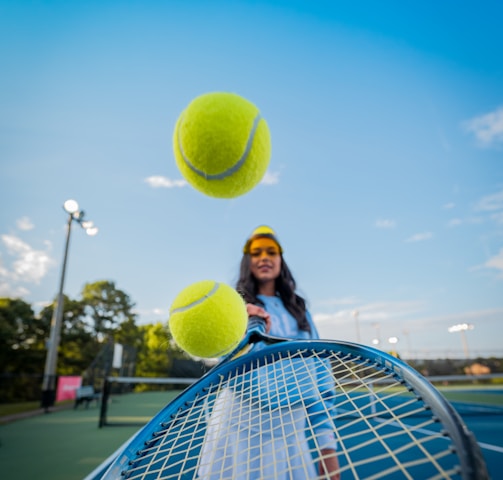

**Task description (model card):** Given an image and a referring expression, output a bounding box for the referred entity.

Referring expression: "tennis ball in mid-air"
[172,92,271,198]
[169,280,248,358]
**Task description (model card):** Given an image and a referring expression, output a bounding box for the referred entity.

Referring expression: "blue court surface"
[463,416,502,479]
[444,388,503,479]
[331,399,503,479]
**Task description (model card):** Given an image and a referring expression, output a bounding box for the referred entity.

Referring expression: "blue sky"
[1,0,502,359]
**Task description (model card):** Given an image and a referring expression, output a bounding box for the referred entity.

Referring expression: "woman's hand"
[245,304,271,333]
[318,449,340,480]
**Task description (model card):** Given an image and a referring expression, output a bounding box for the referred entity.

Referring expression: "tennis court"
[445,388,503,480]
[1,388,502,479]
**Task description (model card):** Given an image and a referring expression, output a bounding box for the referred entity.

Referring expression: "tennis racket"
[88,317,488,479]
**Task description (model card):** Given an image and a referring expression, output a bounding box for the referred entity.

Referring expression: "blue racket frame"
[89,324,488,480]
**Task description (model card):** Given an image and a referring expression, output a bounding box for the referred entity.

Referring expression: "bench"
[74,385,101,409]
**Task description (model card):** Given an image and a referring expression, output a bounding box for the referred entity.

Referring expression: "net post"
[99,377,111,428]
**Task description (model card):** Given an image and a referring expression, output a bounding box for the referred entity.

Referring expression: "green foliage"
[0,297,36,344]
[0,281,139,402]
[1,281,201,402]
[114,317,142,349]
[133,322,187,392]
[0,298,46,373]
[0,298,47,401]
[39,295,99,376]
[81,280,136,338]
[136,323,172,377]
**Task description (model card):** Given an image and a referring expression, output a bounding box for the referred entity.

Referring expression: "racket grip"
[247,315,267,332]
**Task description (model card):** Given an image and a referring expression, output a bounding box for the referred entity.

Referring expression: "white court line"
[477,442,503,454]
[371,416,503,454]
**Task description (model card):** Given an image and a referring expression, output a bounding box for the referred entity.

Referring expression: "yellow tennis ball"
[168,280,248,358]
[173,92,271,198]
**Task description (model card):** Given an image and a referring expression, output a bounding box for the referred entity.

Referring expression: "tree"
[0,282,205,401]
[0,297,47,401]
[114,317,142,349]
[0,282,142,402]
[81,280,137,339]
[39,295,98,376]
[136,322,173,379]
[0,297,46,372]
[134,321,211,387]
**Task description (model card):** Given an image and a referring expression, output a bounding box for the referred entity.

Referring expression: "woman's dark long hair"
[236,254,311,332]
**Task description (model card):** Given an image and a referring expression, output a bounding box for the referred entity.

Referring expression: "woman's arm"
[319,448,341,479]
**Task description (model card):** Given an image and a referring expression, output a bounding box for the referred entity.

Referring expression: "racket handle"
[247,315,267,332]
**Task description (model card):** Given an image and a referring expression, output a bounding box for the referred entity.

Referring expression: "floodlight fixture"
[448,323,474,333]
[63,199,79,214]
[448,323,474,359]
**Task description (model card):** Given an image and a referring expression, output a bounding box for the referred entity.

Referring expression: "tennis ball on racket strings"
[169,280,248,358]
[173,92,271,198]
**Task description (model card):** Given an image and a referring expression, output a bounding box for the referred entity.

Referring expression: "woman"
[199,226,340,479]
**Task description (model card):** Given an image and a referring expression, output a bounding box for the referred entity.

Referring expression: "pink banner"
[56,376,82,402]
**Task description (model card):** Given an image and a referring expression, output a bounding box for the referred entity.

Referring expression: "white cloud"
[353,301,424,321]
[316,296,359,307]
[463,106,503,147]
[312,300,425,341]
[132,306,169,325]
[16,216,34,231]
[413,307,503,328]
[447,216,484,228]
[144,171,280,189]
[406,232,433,243]
[375,218,396,229]
[0,281,30,298]
[1,234,54,284]
[447,189,503,229]
[442,202,455,210]
[312,301,503,356]
[314,300,423,322]
[260,170,280,186]
[447,218,462,227]
[133,306,167,317]
[475,189,503,212]
[144,175,187,188]
[484,248,503,277]
[469,189,503,226]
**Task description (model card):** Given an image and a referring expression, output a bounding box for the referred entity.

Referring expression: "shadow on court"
[0,390,502,479]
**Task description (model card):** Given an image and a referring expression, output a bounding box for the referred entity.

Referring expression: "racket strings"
[269,350,318,477]
[326,352,460,479]
[121,347,466,479]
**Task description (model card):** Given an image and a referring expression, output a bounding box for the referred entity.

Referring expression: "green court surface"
[439,387,503,406]
[1,387,502,479]
[0,391,181,480]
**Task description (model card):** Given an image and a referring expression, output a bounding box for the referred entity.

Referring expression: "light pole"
[402,329,411,358]
[41,200,98,411]
[371,322,381,347]
[448,323,474,359]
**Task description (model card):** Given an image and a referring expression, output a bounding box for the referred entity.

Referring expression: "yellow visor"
[243,225,283,253]
[249,238,281,257]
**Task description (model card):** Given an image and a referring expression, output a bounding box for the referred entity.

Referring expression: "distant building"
[464,362,490,375]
